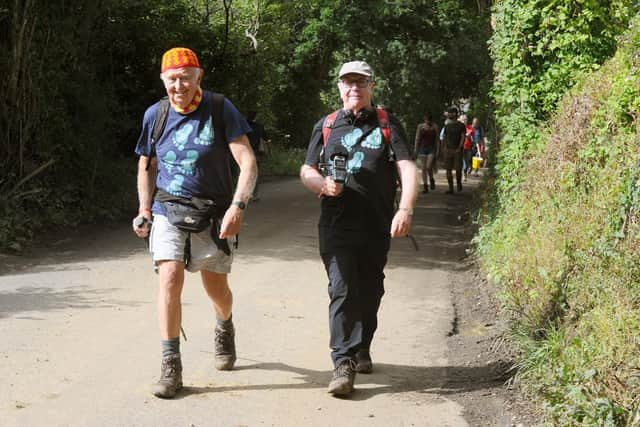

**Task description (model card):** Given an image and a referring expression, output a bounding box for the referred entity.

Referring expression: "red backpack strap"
[322,110,339,145]
[376,108,391,143]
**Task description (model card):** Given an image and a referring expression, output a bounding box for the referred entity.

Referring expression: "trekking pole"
[407,234,419,251]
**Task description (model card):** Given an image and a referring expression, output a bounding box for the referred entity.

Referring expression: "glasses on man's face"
[339,78,371,89]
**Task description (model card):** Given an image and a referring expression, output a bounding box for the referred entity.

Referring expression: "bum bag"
[154,189,231,256]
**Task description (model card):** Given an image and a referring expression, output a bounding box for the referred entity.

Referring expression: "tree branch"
[5,158,56,199]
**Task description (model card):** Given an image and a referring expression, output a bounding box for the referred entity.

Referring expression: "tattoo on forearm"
[234,164,258,201]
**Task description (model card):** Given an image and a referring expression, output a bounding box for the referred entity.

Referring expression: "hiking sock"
[217,314,233,328]
[162,337,180,357]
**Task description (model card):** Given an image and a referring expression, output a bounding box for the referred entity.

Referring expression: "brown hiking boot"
[355,348,372,374]
[214,322,236,370]
[327,359,357,396]
[152,354,183,399]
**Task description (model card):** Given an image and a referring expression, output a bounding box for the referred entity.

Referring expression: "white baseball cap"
[338,61,374,79]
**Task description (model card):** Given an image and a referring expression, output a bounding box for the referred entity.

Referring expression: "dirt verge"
[445,244,541,426]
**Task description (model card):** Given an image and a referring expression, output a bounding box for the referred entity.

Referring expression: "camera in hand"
[329,147,348,184]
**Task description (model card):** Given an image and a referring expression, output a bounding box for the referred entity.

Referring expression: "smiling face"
[338,73,374,113]
[161,67,202,109]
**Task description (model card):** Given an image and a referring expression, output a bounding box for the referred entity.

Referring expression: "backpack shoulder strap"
[376,108,391,144]
[322,110,339,146]
[152,97,170,144]
[212,92,226,144]
[146,96,170,171]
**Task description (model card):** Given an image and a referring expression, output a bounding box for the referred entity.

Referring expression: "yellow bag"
[472,156,483,169]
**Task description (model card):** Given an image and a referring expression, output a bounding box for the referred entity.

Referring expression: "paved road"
[0,174,487,427]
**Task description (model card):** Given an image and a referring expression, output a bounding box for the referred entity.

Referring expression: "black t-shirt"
[304,108,412,239]
[443,121,466,150]
[246,119,268,152]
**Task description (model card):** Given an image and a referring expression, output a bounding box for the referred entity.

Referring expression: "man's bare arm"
[229,134,258,203]
[390,159,418,238]
[300,164,343,197]
[219,135,257,238]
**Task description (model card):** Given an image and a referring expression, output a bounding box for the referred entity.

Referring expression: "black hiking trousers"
[320,229,390,367]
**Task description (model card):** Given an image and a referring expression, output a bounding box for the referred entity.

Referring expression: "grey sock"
[216,314,233,328]
[161,337,180,357]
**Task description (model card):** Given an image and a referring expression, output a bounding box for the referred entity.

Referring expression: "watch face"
[234,201,246,209]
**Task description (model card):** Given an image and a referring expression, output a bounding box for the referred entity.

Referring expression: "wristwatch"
[398,207,414,215]
[232,200,246,210]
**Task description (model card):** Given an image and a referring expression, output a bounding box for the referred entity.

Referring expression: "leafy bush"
[477,11,640,424]
[259,145,307,177]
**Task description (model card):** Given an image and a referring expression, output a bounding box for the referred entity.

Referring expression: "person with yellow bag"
[471,117,485,175]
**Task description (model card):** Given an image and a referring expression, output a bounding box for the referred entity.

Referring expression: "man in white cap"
[300,61,418,396]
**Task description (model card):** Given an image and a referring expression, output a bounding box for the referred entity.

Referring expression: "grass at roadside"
[0,158,137,253]
[259,145,307,176]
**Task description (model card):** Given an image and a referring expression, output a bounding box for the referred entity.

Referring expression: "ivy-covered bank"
[477,4,640,425]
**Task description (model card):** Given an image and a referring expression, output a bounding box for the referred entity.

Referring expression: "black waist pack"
[163,199,217,232]
[155,189,231,255]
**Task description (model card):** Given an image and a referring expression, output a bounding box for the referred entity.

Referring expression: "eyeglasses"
[339,78,371,88]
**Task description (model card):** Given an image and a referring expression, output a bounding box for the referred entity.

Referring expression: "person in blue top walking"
[132,47,257,399]
[472,117,485,174]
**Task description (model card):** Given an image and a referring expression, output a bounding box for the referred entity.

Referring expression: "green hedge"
[476,13,640,424]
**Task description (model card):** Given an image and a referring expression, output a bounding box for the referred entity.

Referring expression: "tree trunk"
[7,0,36,178]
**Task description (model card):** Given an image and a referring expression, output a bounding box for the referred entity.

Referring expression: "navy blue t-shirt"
[135,91,251,215]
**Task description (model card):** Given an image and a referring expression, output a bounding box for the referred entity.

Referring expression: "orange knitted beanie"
[161,47,201,72]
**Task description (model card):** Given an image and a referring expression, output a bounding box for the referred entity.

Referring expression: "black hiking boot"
[446,177,454,194]
[457,182,463,192]
[430,179,436,190]
[355,349,373,374]
[422,184,428,194]
[214,322,236,370]
[152,354,183,399]
[327,360,357,396]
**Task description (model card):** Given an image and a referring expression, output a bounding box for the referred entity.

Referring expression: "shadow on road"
[173,359,509,401]
[0,222,148,276]
[0,285,147,319]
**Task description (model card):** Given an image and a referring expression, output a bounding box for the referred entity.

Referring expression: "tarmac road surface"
[0,174,501,427]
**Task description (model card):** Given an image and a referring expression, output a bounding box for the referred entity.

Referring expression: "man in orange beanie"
[133,47,257,398]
